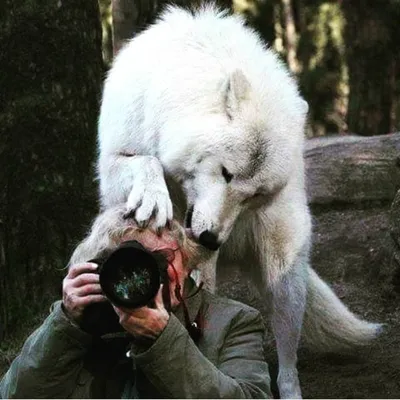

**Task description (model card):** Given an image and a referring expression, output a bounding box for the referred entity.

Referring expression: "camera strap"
[169,264,204,344]
[161,279,172,312]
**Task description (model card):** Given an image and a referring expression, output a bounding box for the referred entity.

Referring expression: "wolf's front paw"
[125,184,173,230]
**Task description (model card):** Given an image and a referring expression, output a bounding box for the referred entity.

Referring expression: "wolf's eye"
[221,166,233,183]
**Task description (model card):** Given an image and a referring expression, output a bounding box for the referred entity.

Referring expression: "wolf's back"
[104,3,301,116]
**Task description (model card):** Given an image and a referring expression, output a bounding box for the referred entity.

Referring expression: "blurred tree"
[112,0,232,55]
[237,0,346,136]
[0,0,103,340]
[233,0,277,46]
[342,0,400,135]
[297,2,347,136]
[99,0,113,66]
[112,0,145,55]
[281,0,299,73]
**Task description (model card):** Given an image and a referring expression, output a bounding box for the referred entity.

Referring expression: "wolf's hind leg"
[269,262,308,399]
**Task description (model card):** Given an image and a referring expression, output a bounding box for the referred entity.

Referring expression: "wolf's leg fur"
[268,258,308,399]
[198,251,219,292]
[99,154,173,229]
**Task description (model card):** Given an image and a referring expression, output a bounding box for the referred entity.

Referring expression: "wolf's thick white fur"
[97,5,382,398]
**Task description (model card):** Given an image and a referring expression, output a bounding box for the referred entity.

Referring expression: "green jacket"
[0,282,272,399]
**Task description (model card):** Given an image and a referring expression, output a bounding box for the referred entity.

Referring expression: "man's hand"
[113,287,169,341]
[62,262,106,324]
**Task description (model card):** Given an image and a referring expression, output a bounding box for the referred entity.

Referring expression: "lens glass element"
[99,245,160,308]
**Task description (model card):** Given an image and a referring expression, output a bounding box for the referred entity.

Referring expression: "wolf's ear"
[223,69,251,119]
[300,99,309,115]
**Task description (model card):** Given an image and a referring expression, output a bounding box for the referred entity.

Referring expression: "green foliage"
[231,0,399,136]
[297,2,347,135]
[99,0,113,67]
[234,0,277,45]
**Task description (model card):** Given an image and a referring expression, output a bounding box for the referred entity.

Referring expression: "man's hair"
[69,205,201,270]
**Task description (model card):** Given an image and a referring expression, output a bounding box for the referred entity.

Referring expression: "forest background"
[1,0,400,392]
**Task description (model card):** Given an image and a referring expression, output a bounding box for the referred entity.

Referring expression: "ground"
[217,269,400,399]
[279,288,400,398]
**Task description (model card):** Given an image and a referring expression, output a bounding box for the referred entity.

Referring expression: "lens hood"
[98,240,163,308]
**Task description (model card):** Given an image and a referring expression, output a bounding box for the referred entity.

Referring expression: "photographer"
[0,205,272,399]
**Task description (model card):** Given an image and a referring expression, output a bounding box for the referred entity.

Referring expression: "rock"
[307,133,400,295]
[305,133,400,205]
[390,189,400,292]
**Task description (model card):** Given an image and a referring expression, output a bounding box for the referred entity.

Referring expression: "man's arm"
[131,308,272,399]
[0,301,92,399]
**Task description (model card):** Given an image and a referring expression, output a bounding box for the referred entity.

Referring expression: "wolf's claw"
[126,185,173,231]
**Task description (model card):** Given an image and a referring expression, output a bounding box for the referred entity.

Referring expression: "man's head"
[69,205,201,273]
[69,205,207,310]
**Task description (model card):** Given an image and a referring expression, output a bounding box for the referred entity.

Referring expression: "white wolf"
[97,5,382,398]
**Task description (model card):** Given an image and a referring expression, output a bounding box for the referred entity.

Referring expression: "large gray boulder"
[306,133,400,292]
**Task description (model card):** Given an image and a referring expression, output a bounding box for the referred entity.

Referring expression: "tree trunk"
[0,0,103,340]
[235,0,277,47]
[281,0,299,73]
[112,0,155,55]
[342,1,399,136]
[112,0,232,56]
[99,0,114,66]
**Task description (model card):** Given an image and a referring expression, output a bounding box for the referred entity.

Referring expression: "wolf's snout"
[199,230,221,251]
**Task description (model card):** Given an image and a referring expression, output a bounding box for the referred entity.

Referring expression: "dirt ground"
[272,288,400,399]
[217,255,400,399]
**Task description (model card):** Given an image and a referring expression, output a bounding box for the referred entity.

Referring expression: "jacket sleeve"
[131,309,272,399]
[0,301,93,399]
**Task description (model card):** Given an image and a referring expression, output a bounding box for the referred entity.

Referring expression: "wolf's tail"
[302,267,383,352]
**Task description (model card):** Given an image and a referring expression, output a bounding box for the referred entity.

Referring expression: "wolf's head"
[163,68,308,251]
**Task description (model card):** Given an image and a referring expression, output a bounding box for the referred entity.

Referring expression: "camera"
[95,240,169,309]
[79,240,169,336]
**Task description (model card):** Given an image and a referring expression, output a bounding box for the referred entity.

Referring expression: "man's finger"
[113,304,151,320]
[75,283,103,297]
[154,285,165,310]
[71,273,100,288]
[67,263,98,279]
[112,304,123,317]
[79,294,107,305]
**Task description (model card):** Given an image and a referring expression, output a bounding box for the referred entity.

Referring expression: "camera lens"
[99,244,161,308]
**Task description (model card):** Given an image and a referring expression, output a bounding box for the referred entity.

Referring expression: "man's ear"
[223,69,251,119]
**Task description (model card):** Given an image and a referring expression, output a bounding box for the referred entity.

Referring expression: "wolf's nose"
[199,230,221,251]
